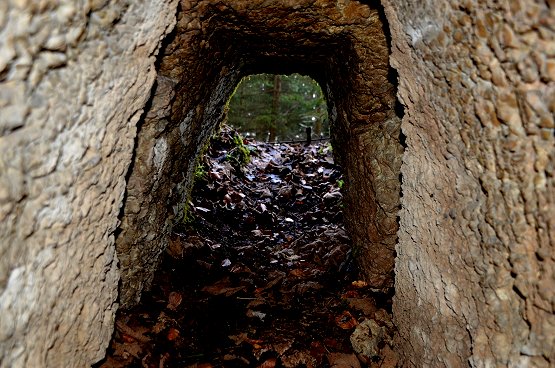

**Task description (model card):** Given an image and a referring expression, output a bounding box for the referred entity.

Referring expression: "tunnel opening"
[107,0,404,366]
[227,73,329,143]
[115,0,402,309]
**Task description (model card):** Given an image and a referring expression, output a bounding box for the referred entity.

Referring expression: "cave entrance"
[107,0,403,365]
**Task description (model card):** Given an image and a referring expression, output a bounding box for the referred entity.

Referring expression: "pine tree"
[227,73,328,141]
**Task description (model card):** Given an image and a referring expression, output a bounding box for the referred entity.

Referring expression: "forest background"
[227,74,329,142]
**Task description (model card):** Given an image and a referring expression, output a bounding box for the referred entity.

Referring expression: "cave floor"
[97,127,396,368]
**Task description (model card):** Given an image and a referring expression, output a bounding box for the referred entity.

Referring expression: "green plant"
[336,179,344,189]
[194,162,207,182]
[226,133,251,169]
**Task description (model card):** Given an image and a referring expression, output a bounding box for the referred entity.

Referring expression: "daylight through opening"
[228,73,329,143]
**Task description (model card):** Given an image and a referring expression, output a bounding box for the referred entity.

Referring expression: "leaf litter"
[96,126,397,368]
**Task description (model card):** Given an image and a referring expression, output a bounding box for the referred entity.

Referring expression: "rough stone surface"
[384,0,555,366]
[1,0,554,367]
[116,0,401,308]
[0,0,177,366]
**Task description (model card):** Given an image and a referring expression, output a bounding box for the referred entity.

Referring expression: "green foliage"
[336,179,344,189]
[226,133,251,171]
[317,142,333,155]
[227,73,328,141]
[194,162,207,182]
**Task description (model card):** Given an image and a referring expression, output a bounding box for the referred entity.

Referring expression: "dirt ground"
[96,127,397,368]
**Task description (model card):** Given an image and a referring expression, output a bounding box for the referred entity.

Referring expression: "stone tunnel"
[0,0,554,367]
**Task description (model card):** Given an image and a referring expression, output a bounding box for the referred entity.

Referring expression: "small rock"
[350,319,385,359]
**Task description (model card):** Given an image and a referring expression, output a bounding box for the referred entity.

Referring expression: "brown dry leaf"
[247,298,267,308]
[327,353,361,368]
[229,190,246,203]
[351,280,368,288]
[223,354,250,363]
[202,277,245,296]
[152,313,168,334]
[112,340,142,360]
[258,357,277,368]
[291,281,323,295]
[167,291,183,310]
[289,268,307,278]
[167,327,180,341]
[230,263,253,274]
[116,321,150,343]
[308,341,326,365]
[121,334,135,343]
[281,350,317,368]
[229,333,264,347]
[335,310,358,330]
[159,352,170,368]
[209,171,221,180]
[167,237,185,259]
[167,236,203,259]
[342,290,360,298]
[346,298,377,316]
[273,339,294,356]
[256,272,285,293]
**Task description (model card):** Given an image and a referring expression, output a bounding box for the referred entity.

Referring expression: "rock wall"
[0,0,177,366]
[116,0,401,308]
[384,0,555,366]
[1,0,554,367]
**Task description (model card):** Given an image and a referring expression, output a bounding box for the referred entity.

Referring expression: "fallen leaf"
[246,309,267,321]
[258,357,277,368]
[335,310,358,330]
[221,258,232,267]
[327,353,361,368]
[122,334,136,343]
[273,339,294,355]
[194,206,211,213]
[345,298,377,316]
[167,291,183,310]
[247,298,266,308]
[281,350,316,368]
[289,268,306,278]
[229,190,246,203]
[224,354,251,365]
[323,191,342,202]
[202,277,246,296]
[342,290,360,298]
[291,281,323,295]
[116,321,150,343]
[229,333,264,347]
[167,327,180,341]
[309,341,326,365]
[152,314,169,334]
[351,280,368,288]
[209,171,221,180]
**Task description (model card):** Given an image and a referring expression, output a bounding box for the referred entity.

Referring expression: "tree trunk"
[269,74,281,142]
